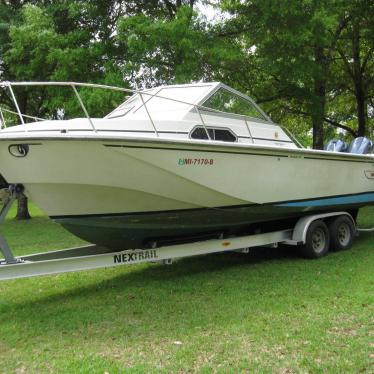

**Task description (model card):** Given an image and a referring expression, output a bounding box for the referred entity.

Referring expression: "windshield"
[202,88,265,120]
[136,85,212,115]
[106,85,212,119]
[105,94,141,119]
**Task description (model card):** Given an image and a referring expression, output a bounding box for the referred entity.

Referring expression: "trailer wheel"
[301,220,330,259]
[328,215,355,251]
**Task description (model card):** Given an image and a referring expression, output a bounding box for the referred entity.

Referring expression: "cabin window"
[202,88,265,120]
[106,95,140,118]
[190,126,237,142]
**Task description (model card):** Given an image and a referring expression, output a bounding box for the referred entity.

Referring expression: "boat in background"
[0,81,373,250]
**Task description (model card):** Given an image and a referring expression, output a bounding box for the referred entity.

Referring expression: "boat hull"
[55,198,369,249]
[0,137,373,249]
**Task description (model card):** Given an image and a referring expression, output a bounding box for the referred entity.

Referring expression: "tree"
[117,2,203,86]
[333,0,374,138]
[0,1,129,218]
[1,0,372,152]
[116,1,244,88]
[3,3,127,118]
[219,0,361,149]
[16,194,30,220]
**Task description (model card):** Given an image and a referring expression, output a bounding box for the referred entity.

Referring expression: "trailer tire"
[301,220,330,259]
[328,215,355,251]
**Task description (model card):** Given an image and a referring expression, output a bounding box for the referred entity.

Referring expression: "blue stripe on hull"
[277,192,374,207]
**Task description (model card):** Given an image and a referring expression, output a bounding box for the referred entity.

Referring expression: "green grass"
[0,204,373,373]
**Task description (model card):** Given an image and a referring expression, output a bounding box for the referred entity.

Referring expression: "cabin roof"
[105,82,271,123]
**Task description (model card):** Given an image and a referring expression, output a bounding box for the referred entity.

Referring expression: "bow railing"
[0,81,302,147]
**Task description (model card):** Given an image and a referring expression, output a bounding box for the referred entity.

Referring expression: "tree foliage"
[222,0,374,147]
[1,1,127,120]
[0,0,372,218]
[0,0,372,143]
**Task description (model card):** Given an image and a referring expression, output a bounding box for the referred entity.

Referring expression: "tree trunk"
[16,193,31,220]
[312,47,327,150]
[355,82,366,137]
[352,21,366,137]
[311,97,325,150]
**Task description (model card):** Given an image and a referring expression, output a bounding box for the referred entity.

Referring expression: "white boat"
[0,81,373,250]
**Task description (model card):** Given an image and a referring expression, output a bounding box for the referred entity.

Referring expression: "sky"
[196,2,227,23]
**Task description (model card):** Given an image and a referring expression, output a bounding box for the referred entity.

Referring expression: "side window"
[190,127,236,142]
[108,106,135,119]
[214,128,236,142]
[190,127,211,140]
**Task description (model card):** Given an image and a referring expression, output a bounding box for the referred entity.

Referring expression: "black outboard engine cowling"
[348,137,373,154]
[325,139,349,152]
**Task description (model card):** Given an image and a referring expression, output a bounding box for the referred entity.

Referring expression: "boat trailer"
[0,186,360,281]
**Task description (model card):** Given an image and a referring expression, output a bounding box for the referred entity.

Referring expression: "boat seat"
[325,139,348,152]
[348,137,373,154]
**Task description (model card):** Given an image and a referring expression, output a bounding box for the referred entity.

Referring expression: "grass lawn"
[0,204,373,373]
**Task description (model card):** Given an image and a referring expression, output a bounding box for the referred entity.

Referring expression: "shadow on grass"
[1,246,296,301]
[4,233,372,305]
[16,244,301,293]
[0,233,371,344]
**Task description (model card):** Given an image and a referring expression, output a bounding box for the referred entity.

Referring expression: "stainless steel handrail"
[0,81,215,137]
[0,80,299,147]
[71,84,96,132]
[0,107,45,122]
[244,118,254,144]
[0,107,6,128]
[7,84,26,131]
[139,92,159,137]
[0,81,273,121]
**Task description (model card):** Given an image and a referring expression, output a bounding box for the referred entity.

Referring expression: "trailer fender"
[285,212,355,245]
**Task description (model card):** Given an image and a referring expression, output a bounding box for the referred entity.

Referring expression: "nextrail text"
[113,250,158,264]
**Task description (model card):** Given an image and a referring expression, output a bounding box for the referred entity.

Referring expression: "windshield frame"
[198,83,272,124]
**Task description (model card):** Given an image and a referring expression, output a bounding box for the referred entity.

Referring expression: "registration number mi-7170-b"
[178,158,214,166]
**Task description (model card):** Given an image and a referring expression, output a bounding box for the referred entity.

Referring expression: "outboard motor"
[325,139,349,152]
[348,137,373,154]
